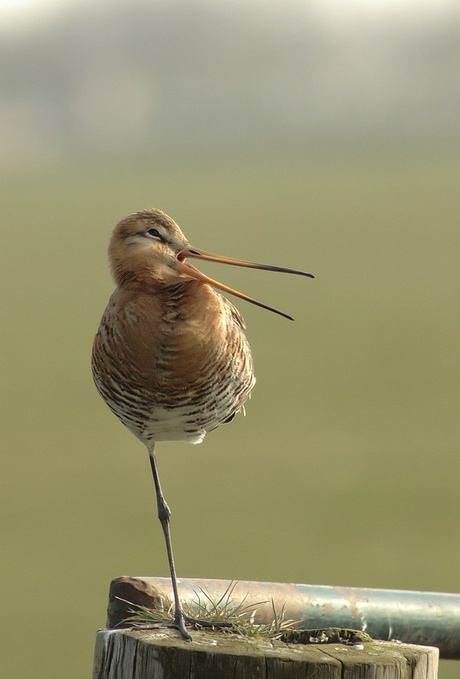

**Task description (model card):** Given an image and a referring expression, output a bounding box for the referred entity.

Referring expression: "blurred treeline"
[2,0,460,168]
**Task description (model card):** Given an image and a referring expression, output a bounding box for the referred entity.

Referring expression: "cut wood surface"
[93,627,439,679]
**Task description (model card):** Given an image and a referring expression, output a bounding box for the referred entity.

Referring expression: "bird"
[91,208,314,639]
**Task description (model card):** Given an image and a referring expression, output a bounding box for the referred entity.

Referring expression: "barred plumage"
[92,278,255,444]
[91,208,313,639]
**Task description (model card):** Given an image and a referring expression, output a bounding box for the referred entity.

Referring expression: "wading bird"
[92,208,314,639]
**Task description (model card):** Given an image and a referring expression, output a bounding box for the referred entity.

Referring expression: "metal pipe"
[108,576,460,659]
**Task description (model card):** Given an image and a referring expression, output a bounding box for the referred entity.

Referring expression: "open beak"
[176,245,314,321]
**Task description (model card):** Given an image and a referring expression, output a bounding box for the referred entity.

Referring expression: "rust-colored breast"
[92,279,255,445]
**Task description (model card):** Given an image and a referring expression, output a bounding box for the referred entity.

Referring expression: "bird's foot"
[124,617,192,641]
[170,612,192,641]
[183,614,233,629]
[169,613,233,640]
[124,612,233,641]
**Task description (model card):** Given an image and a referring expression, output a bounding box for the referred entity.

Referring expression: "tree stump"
[93,627,438,678]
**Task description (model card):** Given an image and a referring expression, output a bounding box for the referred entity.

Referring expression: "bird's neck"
[118,277,223,323]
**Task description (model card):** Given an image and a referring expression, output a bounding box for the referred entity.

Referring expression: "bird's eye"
[146,228,163,241]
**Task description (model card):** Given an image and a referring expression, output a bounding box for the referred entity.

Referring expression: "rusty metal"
[107,576,460,659]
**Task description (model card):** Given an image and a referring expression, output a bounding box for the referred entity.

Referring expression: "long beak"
[176,245,314,321]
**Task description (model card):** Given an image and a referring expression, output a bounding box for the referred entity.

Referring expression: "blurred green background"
[1,2,460,678]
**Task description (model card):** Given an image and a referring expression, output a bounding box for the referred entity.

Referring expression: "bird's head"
[109,208,314,320]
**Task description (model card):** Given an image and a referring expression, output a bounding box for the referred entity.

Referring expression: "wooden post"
[93,627,438,679]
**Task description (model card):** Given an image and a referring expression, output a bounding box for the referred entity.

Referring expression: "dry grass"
[118,582,298,638]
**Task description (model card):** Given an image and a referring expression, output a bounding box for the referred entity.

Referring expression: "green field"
[2,145,460,677]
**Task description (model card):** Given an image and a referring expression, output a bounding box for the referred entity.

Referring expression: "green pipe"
[108,576,460,659]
